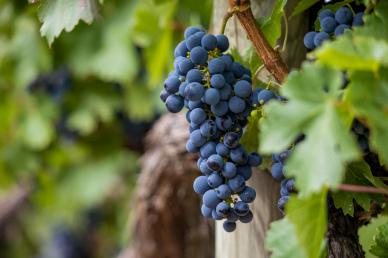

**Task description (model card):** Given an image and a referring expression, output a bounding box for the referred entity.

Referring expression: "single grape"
[313,32,330,46]
[319,9,335,21]
[216,201,230,216]
[216,184,232,199]
[184,26,203,39]
[165,95,184,113]
[257,89,276,104]
[178,58,194,75]
[193,176,210,194]
[215,116,233,131]
[190,46,208,65]
[223,132,239,149]
[186,34,202,50]
[223,221,236,232]
[229,96,246,113]
[303,31,317,50]
[271,162,285,181]
[212,209,223,220]
[201,204,212,218]
[159,89,170,102]
[234,201,249,216]
[239,186,256,203]
[228,175,246,193]
[190,129,206,147]
[199,159,212,175]
[200,120,217,137]
[210,74,226,88]
[219,83,232,100]
[335,7,353,25]
[186,69,203,83]
[164,76,181,94]
[174,41,189,58]
[186,140,198,153]
[234,80,252,98]
[185,82,205,101]
[239,211,253,223]
[211,101,229,116]
[204,88,221,105]
[222,162,237,179]
[201,34,217,50]
[216,143,230,157]
[207,154,224,171]
[208,172,223,188]
[208,58,226,74]
[227,209,239,222]
[190,108,207,124]
[248,152,262,167]
[230,147,248,165]
[353,12,364,26]
[279,150,291,163]
[200,142,217,158]
[320,17,337,33]
[188,100,203,110]
[237,165,252,180]
[286,179,296,193]
[220,54,233,68]
[216,34,229,52]
[334,24,350,36]
[277,196,290,212]
[203,189,221,209]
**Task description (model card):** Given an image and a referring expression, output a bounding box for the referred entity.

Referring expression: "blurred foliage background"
[0,0,212,257]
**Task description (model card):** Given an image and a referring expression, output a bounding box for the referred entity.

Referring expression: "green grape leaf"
[265,217,307,258]
[241,110,261,153]
[315,36,388,72]
[332,161,385,216]
[291,0,319,17]
[287,188,328,258]
[20,109,54,150]
[260,63,359,194]
[260,0,287,47]
[359,216,388,258]
[346,70,388,167]
[370,224,388,258]
[38,0,99,45]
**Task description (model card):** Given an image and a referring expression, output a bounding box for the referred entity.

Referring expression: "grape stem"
[228,0,289,83]
[337,184,388,195]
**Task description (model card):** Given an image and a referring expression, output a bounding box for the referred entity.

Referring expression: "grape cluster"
[160,26,268,232]
[270,150,296,212]
[303,7,364,50]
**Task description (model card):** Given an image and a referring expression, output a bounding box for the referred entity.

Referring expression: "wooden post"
[212,1,307,257]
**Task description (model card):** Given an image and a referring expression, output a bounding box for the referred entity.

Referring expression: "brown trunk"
[121,114,213,258]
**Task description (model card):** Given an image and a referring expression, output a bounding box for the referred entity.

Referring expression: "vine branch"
[228,0,289,83]
[337,184,388,195]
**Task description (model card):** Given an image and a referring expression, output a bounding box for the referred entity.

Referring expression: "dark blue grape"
[277,196,290,212]
[200,159,212,175]
[190,46,208,65]
[237,165,252,180]
[257,89,276,104]
[184,26,203,39]
[186,140,198,153]
[321,17,337,33]
[248,152,262,167]
[211,101,228,116]
[219,83,232,100]
[334,24,350,36]
[303,31,317,50]
[234,201,249,216]
[314,32,330,46]
[227,209,239,222]
[212,209,223,220]
[234,80,252,98]
[190,129,206,147]
[200,141,217,158]
[174,41,189,57]
[216,143,229,157]
[271,162,284,181]
[208,172,223,188]
[190,108,207,124]
[280,180,289,196]
[185,82,205,101]
[178,82,188,97]
[204,88,220,105]
[193,176,210,194]
[353,12,364,26]
[222,162,237,179]
[215,116,233,131]
[230,147,248,165]
[220,54,233,68]
[201,204,212,218]
[319,9,334,21]
[178,58,194,74]
[210,74,226,88]
[165,95,184,113]
[208,58,226,74]
[203,189,221,208]
[188,100,202,110]
[228,175,246,193]
[216,34,229,52]
[335,7,353,25]
[223,132,239,149]
[186,34,202,50]
[160,89,170,102]
[164,76,181,94]
[229,96,246,113]
[223,221,236,232]
[216,184,232,199]
[207,154,224,171]
[286,179,296,193]
[216,201,230,216]
[239,186,256,203]
[239,211,253,223]
[201,34,217,50]
[231,62,245,78]
[200,120,217,137]
[186,69,203,83]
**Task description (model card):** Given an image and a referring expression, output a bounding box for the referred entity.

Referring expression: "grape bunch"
[270,150,297,212]
[160,26,268,232]
[303,7,364,50]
